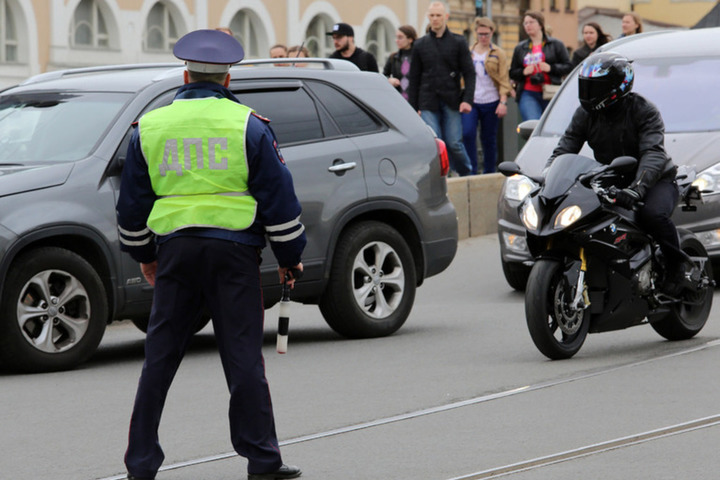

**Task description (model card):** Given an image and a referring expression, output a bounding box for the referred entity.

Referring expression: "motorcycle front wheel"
[525,258,590,360]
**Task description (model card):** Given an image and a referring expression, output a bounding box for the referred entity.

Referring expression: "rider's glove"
[611,187,641,209]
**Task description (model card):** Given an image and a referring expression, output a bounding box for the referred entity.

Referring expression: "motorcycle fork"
[570,248,590,310]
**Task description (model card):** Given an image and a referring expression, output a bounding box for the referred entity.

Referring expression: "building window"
[305,15,334,58]
[0,0,18,62]
[144,1,178,52]
[70,0,109,48]
[229,10,264,58]
[366,19,394,67]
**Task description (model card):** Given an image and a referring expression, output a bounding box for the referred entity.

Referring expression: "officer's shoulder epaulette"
[251,111,271,123]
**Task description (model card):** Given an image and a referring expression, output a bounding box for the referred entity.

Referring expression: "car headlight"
[521,202,539,231]
[693,163,720,194]
[554,205,582,229]
[505,174,537,201]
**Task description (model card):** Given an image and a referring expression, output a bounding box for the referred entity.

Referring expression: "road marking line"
[95,339,720,480]
[445,414,720,479]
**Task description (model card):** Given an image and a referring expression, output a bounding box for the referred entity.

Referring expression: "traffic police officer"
[116,29,304,480]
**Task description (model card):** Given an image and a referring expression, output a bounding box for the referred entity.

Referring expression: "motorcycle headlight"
[554,205,582,229]
[693,163,720,194]
[505,174,537,201]
[521,202,539,231]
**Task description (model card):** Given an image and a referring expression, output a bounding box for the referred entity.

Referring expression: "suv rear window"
[0,92,129,163]
[541,56,720,135]
[306,81,383,136]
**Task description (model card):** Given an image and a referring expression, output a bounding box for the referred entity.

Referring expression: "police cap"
[173,29,245,74]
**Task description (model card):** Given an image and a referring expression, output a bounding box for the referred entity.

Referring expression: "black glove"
[610,187,641,209]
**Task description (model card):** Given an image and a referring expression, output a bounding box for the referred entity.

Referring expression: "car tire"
[0,247,108,372]
[319,221,416,338]
[502,259,531,291]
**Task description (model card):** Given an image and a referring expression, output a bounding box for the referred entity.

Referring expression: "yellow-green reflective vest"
[140,97,258,235]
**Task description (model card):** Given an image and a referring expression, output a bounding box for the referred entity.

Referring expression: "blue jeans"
[461,100,500,174]
[421,102,472,176]
[518,89,549,121]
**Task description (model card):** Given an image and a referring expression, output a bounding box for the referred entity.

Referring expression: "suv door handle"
[328,161,357,175]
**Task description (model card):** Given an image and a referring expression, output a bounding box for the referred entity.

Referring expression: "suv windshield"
[542,56,720,135]
[0,92,130,163]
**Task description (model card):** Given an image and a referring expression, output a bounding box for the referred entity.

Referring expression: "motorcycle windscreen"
[543,154,602,198]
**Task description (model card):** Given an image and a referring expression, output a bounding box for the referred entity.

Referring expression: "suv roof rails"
[235,58,361,71]
[20,63,183,86]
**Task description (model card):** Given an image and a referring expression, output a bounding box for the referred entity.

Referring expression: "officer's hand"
[278,263,303,289]
[610,187,641,210]
[140,261,158,286]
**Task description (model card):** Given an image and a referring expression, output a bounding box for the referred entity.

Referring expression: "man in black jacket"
[548,52,690,295]
[408,1,476,176]
[327,22,379,72]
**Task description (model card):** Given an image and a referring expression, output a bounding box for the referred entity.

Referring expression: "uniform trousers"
[125,236,283,478]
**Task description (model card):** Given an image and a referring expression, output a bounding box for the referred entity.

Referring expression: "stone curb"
[447,173,504,240]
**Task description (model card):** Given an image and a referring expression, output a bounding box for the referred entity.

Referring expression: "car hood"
[0,163,74,197]
[516,130,720,177]
[665,132,720,173]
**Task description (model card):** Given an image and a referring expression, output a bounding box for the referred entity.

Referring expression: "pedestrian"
[546,52,690,295]
[326,22,379,72]
[215,26,233,36]
[621,12,643,37]
[509,10,572,121]
[116,29,305,480]
[383,25,417,101]
[461,16,512,174]
[287,45,309,58]
[571,22,611,67]
[269,43,288,59]
[408,1,476,177]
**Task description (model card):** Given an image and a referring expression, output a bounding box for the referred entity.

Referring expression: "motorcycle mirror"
[498,161,522,177]
[609,156,638,173]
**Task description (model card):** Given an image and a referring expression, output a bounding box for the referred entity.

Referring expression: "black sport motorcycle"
[498,154,713,360]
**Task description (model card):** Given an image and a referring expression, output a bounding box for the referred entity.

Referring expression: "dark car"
[0,58,457,372]
[497,27,720,290]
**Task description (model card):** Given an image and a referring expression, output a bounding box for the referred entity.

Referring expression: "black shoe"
[127,476,154,480]
[663,261,699,296]
[248,464,302,480]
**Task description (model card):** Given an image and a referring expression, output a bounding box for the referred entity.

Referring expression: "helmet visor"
[578,77,611,105]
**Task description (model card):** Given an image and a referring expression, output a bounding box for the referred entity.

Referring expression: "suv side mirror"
[517,120,539,141]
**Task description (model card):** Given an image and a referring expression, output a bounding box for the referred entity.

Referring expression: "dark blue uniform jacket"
[116,82,306,268]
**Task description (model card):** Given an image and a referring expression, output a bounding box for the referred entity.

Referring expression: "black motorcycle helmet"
[578,52,634,112]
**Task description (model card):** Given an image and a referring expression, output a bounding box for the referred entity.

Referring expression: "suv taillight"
[436,138,449,176]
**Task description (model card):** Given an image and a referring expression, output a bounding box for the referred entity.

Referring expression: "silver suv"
[0,59,457,372]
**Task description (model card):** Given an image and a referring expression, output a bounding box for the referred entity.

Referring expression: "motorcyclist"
[546,52,689,294]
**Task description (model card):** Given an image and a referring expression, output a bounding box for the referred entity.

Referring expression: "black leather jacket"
[408,28,475,111]
[509,36,572,97]
[548,93,676,197]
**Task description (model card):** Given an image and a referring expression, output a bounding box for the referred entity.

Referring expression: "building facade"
[0,0,484,88]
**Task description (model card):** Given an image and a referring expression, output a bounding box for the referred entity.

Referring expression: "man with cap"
[327,22,379,72]
[116,29,304,480]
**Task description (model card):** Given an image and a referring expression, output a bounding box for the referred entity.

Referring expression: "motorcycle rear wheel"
[650,235,713,340]
[525,258,590,360]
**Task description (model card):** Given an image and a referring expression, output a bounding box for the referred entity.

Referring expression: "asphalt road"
[2,234,720,480]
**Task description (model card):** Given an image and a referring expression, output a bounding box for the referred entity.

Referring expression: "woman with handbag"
[509,10,572,121]
[461,17,512,174]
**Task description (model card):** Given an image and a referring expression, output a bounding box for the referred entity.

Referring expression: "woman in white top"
[461,17,512,174]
